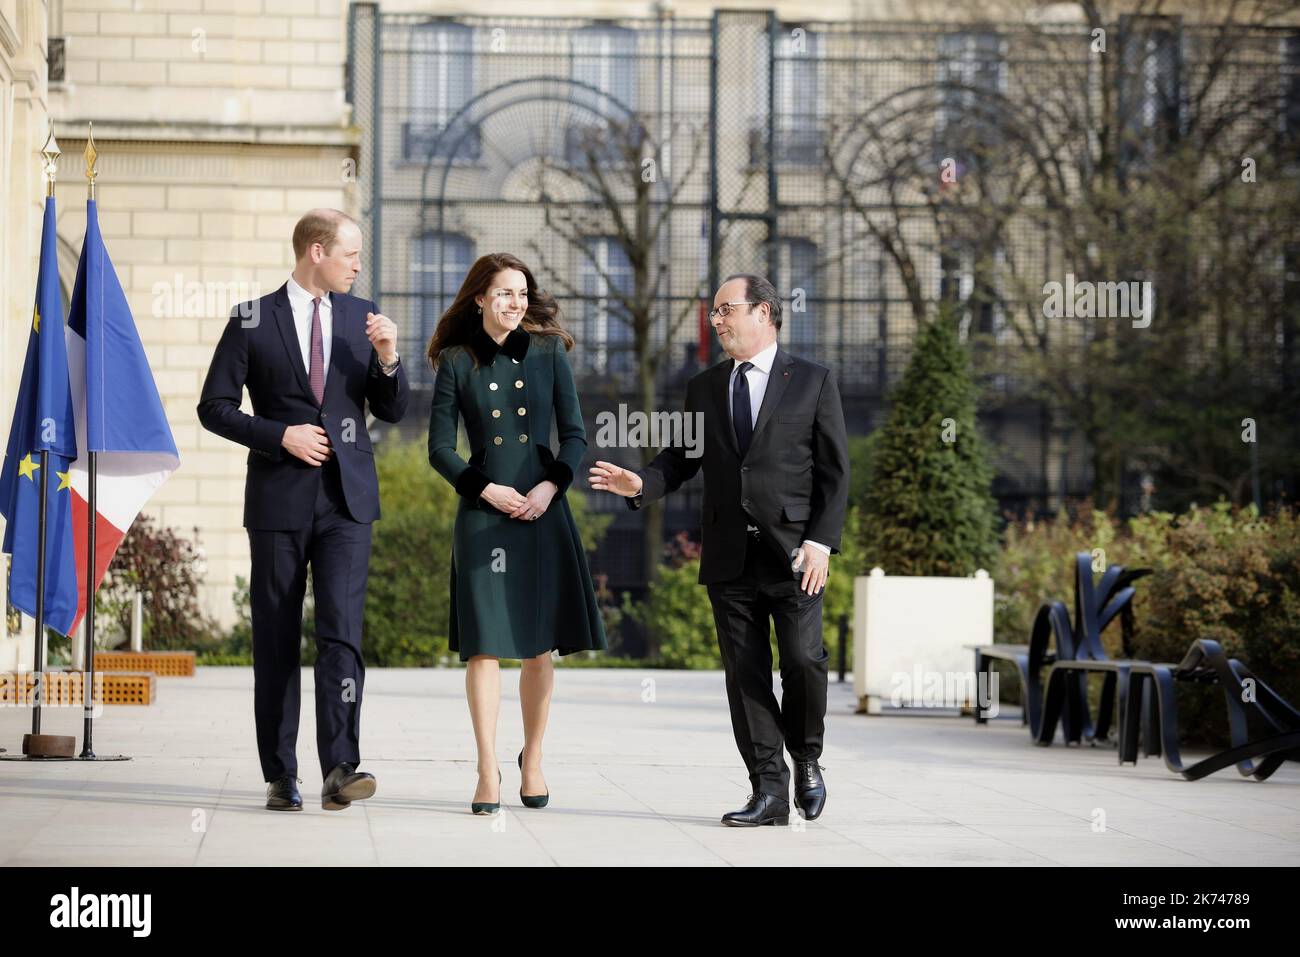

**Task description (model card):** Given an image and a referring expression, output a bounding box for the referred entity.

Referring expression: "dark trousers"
[706,530,829,800]
[247,460,372,781]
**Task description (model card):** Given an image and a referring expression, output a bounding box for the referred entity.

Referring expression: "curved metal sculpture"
[1026,555,1150,745]
[973,554,1147,739]
[1122,640,1300,781]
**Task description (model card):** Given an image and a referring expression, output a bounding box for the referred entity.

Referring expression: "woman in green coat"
[426,252,607,815]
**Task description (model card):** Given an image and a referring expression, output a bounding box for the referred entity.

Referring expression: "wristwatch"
[378,353,401,375]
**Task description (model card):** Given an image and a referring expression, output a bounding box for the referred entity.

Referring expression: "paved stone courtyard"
[1,667,1296,866]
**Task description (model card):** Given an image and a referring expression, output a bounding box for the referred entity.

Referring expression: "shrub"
[96,516,220,652]
[624,532,719,668]
[362,439,459,666]
[859,308,998,576]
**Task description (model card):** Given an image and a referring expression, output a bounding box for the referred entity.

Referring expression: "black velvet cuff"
[543,460,574,495]
[455,464,491,501]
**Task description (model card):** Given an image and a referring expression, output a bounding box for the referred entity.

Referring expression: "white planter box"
[852,567,994,714]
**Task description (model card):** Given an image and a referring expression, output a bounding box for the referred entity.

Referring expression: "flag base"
[21,733,76,757]
[0,734,129,761]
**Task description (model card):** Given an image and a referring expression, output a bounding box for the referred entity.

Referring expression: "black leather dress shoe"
[322,762,377,811]
[721,792,790,827]
[266,774,302,812]
[793,761,827,820]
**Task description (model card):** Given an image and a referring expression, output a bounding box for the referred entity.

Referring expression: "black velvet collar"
[469,324,530,365]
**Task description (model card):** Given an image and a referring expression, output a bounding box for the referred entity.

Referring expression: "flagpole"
[71,125,126,763]
[13,126,77,759]
[80,125,99,760]
[31,448,46,737]
[80,450,97,758]
[29,135,56,741]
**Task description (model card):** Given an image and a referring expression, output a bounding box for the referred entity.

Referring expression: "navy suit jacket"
[197,283,410,530]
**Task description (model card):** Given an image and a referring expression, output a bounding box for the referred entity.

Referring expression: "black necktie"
[733,361,754,457]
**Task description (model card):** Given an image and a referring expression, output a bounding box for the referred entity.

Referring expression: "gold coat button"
[518,434,528,443]
[489,382,498,391]
[491,409,501,418]
[493,436,503,445]
[514,380,523,388]
[517,407,526,416]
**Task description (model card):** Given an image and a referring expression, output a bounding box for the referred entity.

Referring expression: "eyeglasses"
[708,300,758,321]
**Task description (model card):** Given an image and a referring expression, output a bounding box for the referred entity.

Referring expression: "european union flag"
[0,196,79,636]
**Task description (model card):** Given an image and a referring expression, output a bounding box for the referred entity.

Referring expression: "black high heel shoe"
[517,750,549,809]
[471,767,502,815]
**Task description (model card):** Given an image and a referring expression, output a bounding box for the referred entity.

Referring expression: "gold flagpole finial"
[84,121,98,200]
[41,122,60,198]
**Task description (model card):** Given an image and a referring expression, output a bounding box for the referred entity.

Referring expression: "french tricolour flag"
[65,199,179,634]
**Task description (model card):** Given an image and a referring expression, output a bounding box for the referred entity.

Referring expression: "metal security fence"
[350,7,713,392]
[348,5,1300,588]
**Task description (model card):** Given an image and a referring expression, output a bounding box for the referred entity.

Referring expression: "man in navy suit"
[198,208,409,812]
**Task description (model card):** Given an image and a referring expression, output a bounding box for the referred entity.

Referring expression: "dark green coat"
[428,326,607,661]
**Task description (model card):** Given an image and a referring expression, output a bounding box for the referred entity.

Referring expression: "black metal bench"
[1118,640,1300,781]
[971,643,1050,729]
[971,553,1148,744]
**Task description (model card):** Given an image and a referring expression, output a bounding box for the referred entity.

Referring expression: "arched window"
[412,232,474,385]
[934,30,1005,175]
[1117,15,1184,175]
[567,25,639,167]
[939,244,1010,392]
[407,21,477,161]
[769,25,821,164]
[571,24,638,110]
[580,237,635,377]
[775,238,818,353]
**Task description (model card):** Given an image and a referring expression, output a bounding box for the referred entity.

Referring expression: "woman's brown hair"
[426,252,573,369]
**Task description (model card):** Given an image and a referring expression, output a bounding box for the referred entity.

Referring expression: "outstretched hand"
[588,461,643,497]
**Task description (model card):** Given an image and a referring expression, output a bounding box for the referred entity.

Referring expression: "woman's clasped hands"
[480,481,557,521]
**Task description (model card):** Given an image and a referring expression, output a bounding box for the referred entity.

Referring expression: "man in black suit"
[198,208,410,812]
[590,274,850,826]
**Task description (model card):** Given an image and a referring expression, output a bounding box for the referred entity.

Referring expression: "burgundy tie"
[309,296,325,405]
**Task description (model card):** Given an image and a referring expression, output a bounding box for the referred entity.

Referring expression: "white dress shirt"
[729,341,830,557]
[727,340,778,431]
[286,276,398,381]
[286,275,332,380]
